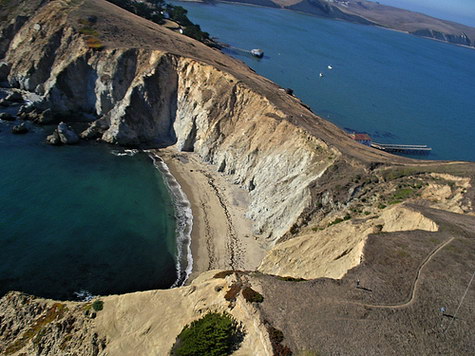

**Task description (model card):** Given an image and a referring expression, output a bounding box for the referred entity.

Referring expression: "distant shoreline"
[174,0,475,51]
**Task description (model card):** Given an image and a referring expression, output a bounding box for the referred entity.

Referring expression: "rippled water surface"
[0,106,178,299]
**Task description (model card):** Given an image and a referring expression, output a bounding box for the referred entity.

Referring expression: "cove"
[0,108,179,300]
[174,1,475,162]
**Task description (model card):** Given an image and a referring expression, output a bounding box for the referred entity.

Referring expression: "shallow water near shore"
[174,1,475,162]
[0,111,180,299]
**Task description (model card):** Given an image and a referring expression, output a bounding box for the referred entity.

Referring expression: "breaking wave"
[146,151,193,288]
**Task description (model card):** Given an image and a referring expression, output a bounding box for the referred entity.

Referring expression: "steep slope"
[0,0,413,244]
[1,1,475,355]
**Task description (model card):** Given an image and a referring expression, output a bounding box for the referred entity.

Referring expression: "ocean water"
[0,102,181,299]
[174,1,475,162]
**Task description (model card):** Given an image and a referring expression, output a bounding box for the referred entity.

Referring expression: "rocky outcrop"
[411,29,472,46]
[57,122,79,144]
[11,123,28,134]
[0,113,15,121]
[46,122,80,145]
[1,1,474,355]
[258,204,439,280]
[0,272,272,356]
[0,0,343,242]
[0,292,105,356]
[0,62,10,82]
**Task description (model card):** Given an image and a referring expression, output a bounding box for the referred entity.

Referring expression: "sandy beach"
[155,147,266,282]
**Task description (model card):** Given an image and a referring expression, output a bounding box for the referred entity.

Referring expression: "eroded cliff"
[0,0,348,243]
[1,1,475,355]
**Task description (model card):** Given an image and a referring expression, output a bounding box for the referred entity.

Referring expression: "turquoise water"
[0,106,179,299]
[174,2,475,162]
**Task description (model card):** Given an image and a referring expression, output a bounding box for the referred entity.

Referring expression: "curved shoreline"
[147,151,194,288]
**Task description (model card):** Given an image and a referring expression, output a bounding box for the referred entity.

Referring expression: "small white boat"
[319,73,324,78]
[328,65,333,70]
[250,48,264,58]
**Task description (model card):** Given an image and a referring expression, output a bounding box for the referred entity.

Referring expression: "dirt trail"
[354,236,455,309]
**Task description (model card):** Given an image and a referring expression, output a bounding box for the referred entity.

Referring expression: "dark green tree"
[171,312,244,356]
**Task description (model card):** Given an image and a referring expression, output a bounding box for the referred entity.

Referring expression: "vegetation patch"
[92,300,104,312]
[388,187,416,205]
[266,323,292,356]
[105,0,216,46]
[170,312,244,356]
[224,283,242,302]
[328,214,351,227]
[241,286,264,304]
[78,17,104,50]
[214,270,235,279]
[277,276,307,282]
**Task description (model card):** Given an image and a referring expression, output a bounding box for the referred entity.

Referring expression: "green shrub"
[266,325,292,356]
[277,276,306,282]
[92,300,104,312]
[328,217,343,227]
[241,287,264,303]
[214,271,235,279]
[170,312,244,356]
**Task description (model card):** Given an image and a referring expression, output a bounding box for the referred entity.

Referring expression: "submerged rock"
[11,123,28,134]
[57,122,80,144]
[35,108,55,125]
[0,112,15,121]
[5,91,23,103]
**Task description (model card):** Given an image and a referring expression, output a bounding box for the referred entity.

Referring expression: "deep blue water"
[175,1,475,162]
[0,104,179,300]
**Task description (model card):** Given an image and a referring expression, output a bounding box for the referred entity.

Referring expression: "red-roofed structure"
[349,133,372,146]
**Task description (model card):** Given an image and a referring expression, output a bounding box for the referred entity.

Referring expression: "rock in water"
[46,130,61,145]
[5,91,23,103]
[12,123,28,134]
[36,109,55,125]
[0,62,10,82]
[0,112,15,121]
[57,122,79,144]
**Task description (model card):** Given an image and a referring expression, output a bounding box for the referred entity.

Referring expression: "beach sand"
[155,147,266,282]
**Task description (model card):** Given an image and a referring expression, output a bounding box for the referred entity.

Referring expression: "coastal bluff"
[1,0,475,355]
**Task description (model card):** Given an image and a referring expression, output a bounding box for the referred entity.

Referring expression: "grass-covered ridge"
[105,0,216,45]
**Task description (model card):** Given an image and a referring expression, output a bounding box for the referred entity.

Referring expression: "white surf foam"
[146,151,194,288]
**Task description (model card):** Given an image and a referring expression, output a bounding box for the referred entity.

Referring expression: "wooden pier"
[371,142,432,154]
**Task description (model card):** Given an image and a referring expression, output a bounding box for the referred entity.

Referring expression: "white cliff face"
[2,10,337,243]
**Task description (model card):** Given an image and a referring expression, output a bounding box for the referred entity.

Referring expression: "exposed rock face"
[11,123,28,134]
[1,1,474,355]
[0,112,15,121]
[0,0,343,242]
[46,129,61,145]
[0,292,105,356]
[0,272,272,356]
[95,271,272,356]
[0,62,10,82]
[57,121,79,144]
[258,205,439,280]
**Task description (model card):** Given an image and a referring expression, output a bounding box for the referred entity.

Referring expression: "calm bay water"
[0,110,178,299]
[175,1,475,162]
